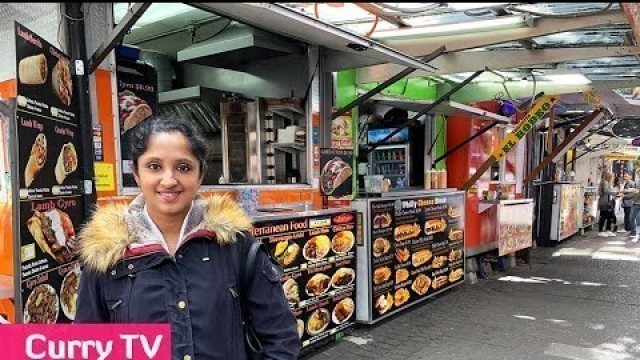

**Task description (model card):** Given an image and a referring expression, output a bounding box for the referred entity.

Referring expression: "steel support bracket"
[524,108,605,183]
[88,3,151,74]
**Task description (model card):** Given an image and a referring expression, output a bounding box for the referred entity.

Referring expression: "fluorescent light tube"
[372,15,529,40]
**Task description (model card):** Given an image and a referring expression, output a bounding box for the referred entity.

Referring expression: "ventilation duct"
[158,86,223,133]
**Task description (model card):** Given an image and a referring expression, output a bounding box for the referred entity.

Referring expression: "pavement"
[304,231,640,360]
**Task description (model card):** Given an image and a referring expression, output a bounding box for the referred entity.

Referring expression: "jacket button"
[178,301,186,309]
[184,355,192,360]
[111,270,116,276]
[127,264,134,270]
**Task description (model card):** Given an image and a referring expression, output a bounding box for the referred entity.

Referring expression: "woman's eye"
[177,164,192,172]
[146,163,161,171]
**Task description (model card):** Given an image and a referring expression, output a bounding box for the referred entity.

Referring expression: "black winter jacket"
[75,195,300,360]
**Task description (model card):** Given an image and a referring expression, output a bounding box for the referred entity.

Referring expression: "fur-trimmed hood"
[78,194,252,273]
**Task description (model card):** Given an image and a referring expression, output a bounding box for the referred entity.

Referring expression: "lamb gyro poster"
[251,211,357,349]
[369,193,465,321]
[13,22,84,324]
[15,22,77,120]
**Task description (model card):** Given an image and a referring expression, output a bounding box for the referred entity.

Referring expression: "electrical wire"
[506,3,614,18]
[192,19,232,44]
[372,3,444,15]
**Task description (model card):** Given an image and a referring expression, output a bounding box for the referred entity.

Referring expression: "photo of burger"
[373,237,391,258]
[320,157,353,196]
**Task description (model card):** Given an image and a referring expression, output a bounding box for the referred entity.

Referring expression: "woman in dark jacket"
[75,116,300,359]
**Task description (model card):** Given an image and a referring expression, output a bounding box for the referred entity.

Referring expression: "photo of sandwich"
[27,208,76,264]
[303,235,331,261]
[283,278,299,305]
[332,297,355,324]
[448,229,464,241]
[411,274,431,296]
[447,206,462,218]
[432,275,449,290]
[273,240,300,267]
[119,90,152,134]
[320,157,352,196]
[432,255,447,269]
[25,133,47,188]
[374,293,393,315]
[372,212,392,229]
[373,266,392,285]
[424,218,447,235]
[373,237,391,258]
[331,231,355,254]
[395,247,410,263]
[54,142,78,184]
[394,288,410,307]
[449,248,463,262]
[18,53,47,85]
[331,267,355,288]
[52,59,72,106]
[411,249,432,268]
[395,268,409,284]
[305,273,331,297]
[394,223,421,241]
[449,268,464,283]
[60,267,81,320]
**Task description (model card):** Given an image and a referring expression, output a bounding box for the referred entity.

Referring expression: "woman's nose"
[160,170,178,185]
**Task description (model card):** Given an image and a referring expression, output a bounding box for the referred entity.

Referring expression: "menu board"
[319,148,353,200]
[14,22,83,324]
[116,59,158,187]
[559,184,581,240]
[498,202,534,256]
[251,211,357,350]
[369,193,464,321]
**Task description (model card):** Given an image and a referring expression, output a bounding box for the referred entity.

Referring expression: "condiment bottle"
[425,170,432,189]
[431,169,438,189]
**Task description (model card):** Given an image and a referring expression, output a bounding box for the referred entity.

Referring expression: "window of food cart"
[112,3,312,192]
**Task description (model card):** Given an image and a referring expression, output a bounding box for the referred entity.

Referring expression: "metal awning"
[190,3,438,73]
[360,90,512,124]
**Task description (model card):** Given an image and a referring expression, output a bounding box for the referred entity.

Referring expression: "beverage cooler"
[250,209,357,354]
[368,144,410,189]
[535,182,584,245]
[351,190,465,324]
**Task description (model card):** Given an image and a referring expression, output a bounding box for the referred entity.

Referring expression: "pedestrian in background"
[620,171,636,233]
[75,116,300,359]
[628,168,640,242]
[598,172,617,237]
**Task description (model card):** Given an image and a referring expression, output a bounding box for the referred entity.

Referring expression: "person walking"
[628,168,640,242]
[598,172,617,237]
[620,171,636,233]
[75,116,300,359]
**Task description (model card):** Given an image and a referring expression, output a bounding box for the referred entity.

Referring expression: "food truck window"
[114,3,311,187]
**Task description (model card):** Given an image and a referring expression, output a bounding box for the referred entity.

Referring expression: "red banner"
[1,324,171,360]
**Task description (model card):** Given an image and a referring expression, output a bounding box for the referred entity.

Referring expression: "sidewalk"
[304,232,640,360]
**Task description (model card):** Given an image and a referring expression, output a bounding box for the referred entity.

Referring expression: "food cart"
[351,190,465,324]
[536,182,584,245]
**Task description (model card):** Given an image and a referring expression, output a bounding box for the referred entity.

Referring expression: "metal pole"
[433,121,499,165]
[65,3,97,217]
[362,70,484,159]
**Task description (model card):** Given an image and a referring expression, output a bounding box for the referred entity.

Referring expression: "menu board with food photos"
[251,211,357,351]
[319,148,354,200]
[13,22,83,324]
[369,192,465,322]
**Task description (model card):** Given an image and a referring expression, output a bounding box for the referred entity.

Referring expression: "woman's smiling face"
[134,131,203,221]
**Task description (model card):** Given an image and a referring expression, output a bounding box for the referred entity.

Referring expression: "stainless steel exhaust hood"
[177,23,302,70]
[158,86,222,133]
